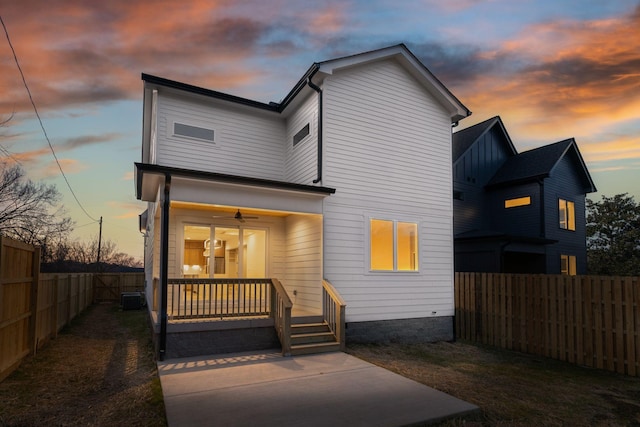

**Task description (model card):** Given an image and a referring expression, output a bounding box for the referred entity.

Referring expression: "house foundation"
[345,317,453,345]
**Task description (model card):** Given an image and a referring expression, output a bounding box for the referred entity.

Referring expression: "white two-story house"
[135,44,471,360]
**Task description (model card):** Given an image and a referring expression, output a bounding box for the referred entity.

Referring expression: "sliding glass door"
[182,225,267,278]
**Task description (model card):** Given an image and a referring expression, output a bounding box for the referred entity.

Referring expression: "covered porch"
[135,163,344,359]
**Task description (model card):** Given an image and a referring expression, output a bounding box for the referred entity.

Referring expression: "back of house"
[136,44,471,358]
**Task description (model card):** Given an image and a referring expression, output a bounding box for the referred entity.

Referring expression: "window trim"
[171,120,216,143]
[367,216,420,273]
[505,196,531,208]
[293,123,310,146]
[560,254,577,275]
[559,198,576,231]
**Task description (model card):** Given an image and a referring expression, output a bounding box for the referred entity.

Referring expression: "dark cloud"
[407,41,503,87]
[61,132,124,150]
[188,18,269,52]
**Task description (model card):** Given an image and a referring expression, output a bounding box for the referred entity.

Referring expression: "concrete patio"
[157,350,478,426]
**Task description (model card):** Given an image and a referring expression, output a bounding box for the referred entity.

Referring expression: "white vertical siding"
[322,59,455,322]
[285,93,318,184]
[284,214,323,313]
[155,94,287,181]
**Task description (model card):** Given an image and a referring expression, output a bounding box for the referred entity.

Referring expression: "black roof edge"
[141,73,281,113]
[278,63,320,111]
[405,46,472,119]
[484,174,549,189]
[455,231,557,245]
[135,162,336,195]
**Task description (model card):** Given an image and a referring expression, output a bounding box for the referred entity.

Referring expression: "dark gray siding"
[453,127,514,234]
[487,182,541,236]
[543,153,588,274]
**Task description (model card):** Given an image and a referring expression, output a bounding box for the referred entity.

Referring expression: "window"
[505,196,531,208]
[293,123,310,146]
[370,219,418,271]
[174,122,215,142]
[561,254,577,275]
[559,199,575,230]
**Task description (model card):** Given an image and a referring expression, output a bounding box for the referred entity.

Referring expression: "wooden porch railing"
[167,278,272,319]
[165,278,292,356]
[270,278,292,356]
[322,279,346,351]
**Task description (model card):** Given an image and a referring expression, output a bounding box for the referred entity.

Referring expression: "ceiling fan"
[212,209,259,223]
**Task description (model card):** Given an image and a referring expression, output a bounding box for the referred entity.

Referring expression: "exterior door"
[214,227,267,278]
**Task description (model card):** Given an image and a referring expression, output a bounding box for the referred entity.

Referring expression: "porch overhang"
[135,163,336,213]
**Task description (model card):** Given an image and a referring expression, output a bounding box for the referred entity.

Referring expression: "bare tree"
[0,162,73,247]
[43,237,142,272]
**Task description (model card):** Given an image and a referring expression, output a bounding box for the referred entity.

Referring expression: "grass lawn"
[3,303,639,427]
[0,302,166,426]
[349,341,640,426]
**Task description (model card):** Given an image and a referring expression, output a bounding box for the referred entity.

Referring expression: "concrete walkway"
[158,350,478,427]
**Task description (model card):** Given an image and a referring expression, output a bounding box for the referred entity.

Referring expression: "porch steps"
[290,320,341,356]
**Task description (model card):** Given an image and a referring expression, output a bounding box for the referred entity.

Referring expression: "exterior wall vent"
[174,122,215,142]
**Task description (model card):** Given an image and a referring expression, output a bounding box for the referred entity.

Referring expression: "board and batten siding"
[155,93,287,181]
[453,126,514,233]
[321,59,455,323]
[284,214,323,313]
[285,93,319,184]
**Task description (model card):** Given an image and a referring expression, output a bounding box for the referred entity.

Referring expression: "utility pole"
[96,216,103,272]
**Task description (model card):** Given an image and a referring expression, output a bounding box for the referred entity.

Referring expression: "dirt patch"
[0,302,166,427]
[348,341,640,426]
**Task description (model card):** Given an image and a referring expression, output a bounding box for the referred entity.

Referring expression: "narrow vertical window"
[559,199,575,230]
[370,219,394,270]
[397,222,418,271]
[561,254,577,275]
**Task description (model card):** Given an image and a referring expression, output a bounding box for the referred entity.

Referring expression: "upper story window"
[370,219,418,272]
[293,123,310,146]
[559,199,575,230]
[505,196,531,208]
[561,254,577,275]
[173,122,215,143]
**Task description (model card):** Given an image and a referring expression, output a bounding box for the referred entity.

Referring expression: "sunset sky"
[1,0,639,260]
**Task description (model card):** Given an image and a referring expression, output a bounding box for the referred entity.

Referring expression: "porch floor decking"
[158,350,478,427]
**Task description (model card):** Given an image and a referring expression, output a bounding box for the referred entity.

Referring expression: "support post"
[159,174,171,361]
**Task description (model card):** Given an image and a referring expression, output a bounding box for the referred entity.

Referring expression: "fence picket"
[624,277,636,376]
[455,272,640,378]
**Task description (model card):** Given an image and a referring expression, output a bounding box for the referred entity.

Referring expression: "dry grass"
[0,302,166,427]
[348,341,640,427]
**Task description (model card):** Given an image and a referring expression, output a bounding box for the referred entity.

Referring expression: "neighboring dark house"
[452,116,597,275]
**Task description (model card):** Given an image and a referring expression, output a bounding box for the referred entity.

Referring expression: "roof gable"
[452,116,516,162]
[487,138,597,193]
[315,44,471,122]
[142,44,471,123]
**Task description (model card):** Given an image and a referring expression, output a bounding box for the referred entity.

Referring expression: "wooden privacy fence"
[455,272,640,377]
[0,236,145,382]
[93,272,145,301]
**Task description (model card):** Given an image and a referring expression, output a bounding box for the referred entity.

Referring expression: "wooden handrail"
[322,279,346,351]
[270,278,292,356]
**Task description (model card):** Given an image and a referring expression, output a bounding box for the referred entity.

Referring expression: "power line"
[0,15,98,222]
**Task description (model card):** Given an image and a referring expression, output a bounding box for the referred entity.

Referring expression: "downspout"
[158,174,171,361]
[307,70,323,184]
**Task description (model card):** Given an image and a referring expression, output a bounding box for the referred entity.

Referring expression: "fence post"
[53,275,59,338]
[28,247,41,356]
